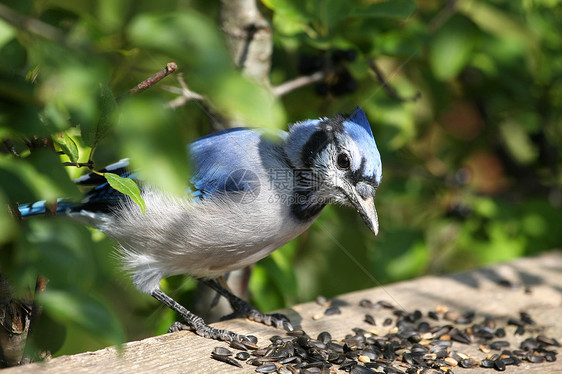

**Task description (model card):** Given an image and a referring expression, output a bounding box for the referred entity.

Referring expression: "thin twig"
[272,71,326,97]
[117,62,178,103]
[62,161,95,169]
[166,75,205,109]
[369,59,421,102]
[28,276,47,338]
[0,4,65,43]
[2,139,19,157]
[427,0,458,33]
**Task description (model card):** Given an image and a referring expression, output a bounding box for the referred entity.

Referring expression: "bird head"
[286,107,382,235]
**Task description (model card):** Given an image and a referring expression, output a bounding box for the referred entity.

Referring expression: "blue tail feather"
[17,199,80,218]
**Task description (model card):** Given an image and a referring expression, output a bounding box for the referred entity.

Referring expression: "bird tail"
[17,199,80,218]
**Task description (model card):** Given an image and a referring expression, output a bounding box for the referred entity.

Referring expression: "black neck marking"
[289,168,327,222]
[290,189,327,222]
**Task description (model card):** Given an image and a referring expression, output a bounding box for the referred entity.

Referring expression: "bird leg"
[151,288,252,343]
[202,278,294,331]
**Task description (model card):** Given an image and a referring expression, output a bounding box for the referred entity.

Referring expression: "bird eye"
[336,153,350,169]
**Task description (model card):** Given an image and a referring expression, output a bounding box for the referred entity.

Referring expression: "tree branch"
[165,74,205,109]
[427,0,458,33]
[0,4,65,43]
[2,139,19,157]
[61,161,95,169]
[219,0,272,83]
[272,71,326,97]
[369,59,421,102]
[117,62,178,103]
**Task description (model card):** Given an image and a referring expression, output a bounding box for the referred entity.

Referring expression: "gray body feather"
[97,130,318,294]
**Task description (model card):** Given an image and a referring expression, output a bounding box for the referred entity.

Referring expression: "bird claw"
[201,279,294,332]
[247,310,294,331]
[168,320,258,345]
[219,309,293,331]
[168,321,190,333]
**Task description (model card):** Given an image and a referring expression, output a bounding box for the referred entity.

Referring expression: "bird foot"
[167,321,257,345]
[202,278,295,331]
[221,308,293,331]
[153,288,257,344]
[247,310,294,331]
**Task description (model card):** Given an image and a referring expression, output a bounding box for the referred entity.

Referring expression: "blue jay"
[18,107,382,343]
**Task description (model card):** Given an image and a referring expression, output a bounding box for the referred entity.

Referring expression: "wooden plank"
[5,251,562,373]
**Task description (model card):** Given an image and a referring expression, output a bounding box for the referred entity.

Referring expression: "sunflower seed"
[324,305,341,315]
[235,351,251,360]
[316,295,330,306]
[255,362,278,373]
[519,311,536,325]
[364,314,376,326]
[459,358,479,368]
[514,325,525,335]
[230,340,248,350]
[494,327,506,338]
[375,300,394,309]
[212,346,233,356]
[359,299,375,309]
[427,311,439,320]
[494,358,506,371]
[210,303,558,374]
[211,352,243,368]
[490,341,510,350]
[537,334,560,346]
[286,330,307,337]
[526,353,544,363]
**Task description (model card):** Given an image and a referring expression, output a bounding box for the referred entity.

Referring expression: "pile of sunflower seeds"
[210,299,559,373]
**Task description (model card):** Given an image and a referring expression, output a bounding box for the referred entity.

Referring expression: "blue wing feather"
[18,127,277,217]
[188,127,272,200]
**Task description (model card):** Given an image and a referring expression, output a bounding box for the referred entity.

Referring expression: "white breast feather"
[99,185,313,294]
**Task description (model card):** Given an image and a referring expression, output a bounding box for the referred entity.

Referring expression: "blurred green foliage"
[0,0,561,358]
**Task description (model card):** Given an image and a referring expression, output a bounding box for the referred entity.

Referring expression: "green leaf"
[265,0,313,37]
[128,12,286,129]
[0,150,80,202]
[127,12,232,82]
[38,62,106,147]
[81,84,116,147]
[113,96,189,197]
[458,0,534,46]
[499,120,538,164]
[96,84,117,142]
[376,30,424,57]
[0,72,42,136]
[0,18,16,49]
[104,172,145,214]
[96,0,131,31]
[429,15,479,80]
[43,101,71,132]
[352,0,417,19]
[53,132,80,163]
[210,74,286,130]
[38,289,124,346]
[0,190,17,245]
[14,220,97,289]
